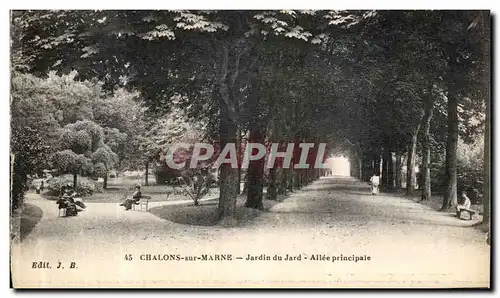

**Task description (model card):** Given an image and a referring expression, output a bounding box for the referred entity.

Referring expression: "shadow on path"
[259,175,481,229]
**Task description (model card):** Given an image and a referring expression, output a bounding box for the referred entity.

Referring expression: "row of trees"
[11,10,490,226]
[337,11,488,219]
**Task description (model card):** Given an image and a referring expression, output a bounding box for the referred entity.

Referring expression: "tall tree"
[420,89,434,201]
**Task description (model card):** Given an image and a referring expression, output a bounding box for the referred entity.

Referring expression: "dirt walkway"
[11,176,490,288]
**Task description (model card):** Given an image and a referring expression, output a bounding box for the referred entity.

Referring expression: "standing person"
[369,173,380,195]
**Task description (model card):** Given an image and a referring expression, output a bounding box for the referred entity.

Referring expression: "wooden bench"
[457,209,478,220]
[132,196,151,212]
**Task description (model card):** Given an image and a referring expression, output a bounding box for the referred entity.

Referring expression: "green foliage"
[91,145,119,170]
[11,71,141,184]
[53,119,113,178]
[65,120,105,151]
[178,168,215,205]
[12,10,489,215]
[139,101,206,164]
[457,137,484,202]
[52,150,93,175]
[153,165,181,185]
[47,174,103,197]
[93,163,107,178]
[430,136,484,202]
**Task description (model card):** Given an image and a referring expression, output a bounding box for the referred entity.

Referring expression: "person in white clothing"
[456,191,472,212]
[369,173,380,195]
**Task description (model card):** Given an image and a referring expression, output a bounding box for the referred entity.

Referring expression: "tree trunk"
[406,115,423,196]
[244,69,265,209]
[349,155,354,177]
[237,168,241,194]
[395,149,402,189]
[236,129,242,194]
[73,172,78,189]
[440,92,459,211]
[358,153,363,179]
[245,124,265,209]
[145,161,149,186]
[350,154,357,178]
[296,170,300,188]
[215,44,240,224]
[288,169,294,192]
[373,153,381,176]
[387,151,394,190]
[382,150,394,191]
[279,169,287,195]
[381,151,389,189]
[241,174,249,194]
[216,91,238,223]
[362,152,370,182]
[420,95,434,201]
[103,172,108,189]
[267,167,278,200]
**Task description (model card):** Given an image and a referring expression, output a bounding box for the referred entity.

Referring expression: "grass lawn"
[41,177,219,203]
[81,185,219,203]
[19,203,44,241]
[149,194,280,227]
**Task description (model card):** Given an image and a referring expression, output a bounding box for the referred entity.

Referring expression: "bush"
[430,163,446,193]
[153,165,169,185]
[457,138,484,204]
[154,164,184,185]
[430,137,484,203]
[47,174,103,197]
[177,168,213,206]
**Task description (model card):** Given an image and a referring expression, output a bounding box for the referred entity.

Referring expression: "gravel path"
[11,176,490,288]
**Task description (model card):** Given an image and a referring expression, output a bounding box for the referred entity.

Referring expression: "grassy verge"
[149,191,285,227]
[41,176,220,203]
[19,203,43,241]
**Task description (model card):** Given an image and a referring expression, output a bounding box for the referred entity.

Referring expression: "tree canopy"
[11,10,490,225]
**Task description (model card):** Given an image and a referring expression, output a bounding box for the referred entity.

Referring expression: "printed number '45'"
[125,254,133,261]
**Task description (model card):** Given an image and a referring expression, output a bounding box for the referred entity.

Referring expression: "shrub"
[430,163,446,193]
[47,174,103,197]
[430,137,484,204]
[177,168,213,206]
[457,138,484,204]
[154,164,184,185]
[153,165,169,185]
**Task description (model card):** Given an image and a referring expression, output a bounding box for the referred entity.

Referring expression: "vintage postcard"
[10,9,491,288]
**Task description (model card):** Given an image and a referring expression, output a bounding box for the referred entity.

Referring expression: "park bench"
[132,195,151,212]
[456,208,478,220]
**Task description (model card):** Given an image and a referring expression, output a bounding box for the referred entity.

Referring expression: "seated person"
[56,187,73,207]
[73,198,86,210]
[120,185,142,210]
[456,191,472,214]
[66,188,86,211]
[56,186,81,216]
